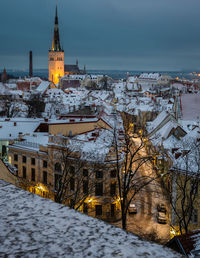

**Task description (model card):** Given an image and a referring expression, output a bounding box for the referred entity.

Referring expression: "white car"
[128,204,137,214]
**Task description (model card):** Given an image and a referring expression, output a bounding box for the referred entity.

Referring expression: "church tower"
[49,6,64,85]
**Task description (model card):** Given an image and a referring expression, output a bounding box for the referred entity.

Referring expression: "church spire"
[51,5,63,52]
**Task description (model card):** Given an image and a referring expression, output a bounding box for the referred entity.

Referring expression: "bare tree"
[111,114,157,230]
[51,136,100,212]
[25,93,45,117]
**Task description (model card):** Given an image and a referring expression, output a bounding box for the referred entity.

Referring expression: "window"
[70,166,75,175]
[83,169,88,177]
[31,168,35,181]
[83,203,88,214]
[54,163,61,172]
[191,180,198,195]
[111,204,116,217]
[95,182,103,196]
[31,158,35,165]
[110,183,116,196]
[96,171,103,179]
[110,169,117,178]
[95,205,102,216]
[14,154,18,162]
[191,209,198,224]
[43,171,47,184]
[2,145,6,157]
[55,174,62,191]
[43,160,47,168]
[23,166,26,179]
[83,180,88,194]
[22,156,26,163]
[70,177,75,191]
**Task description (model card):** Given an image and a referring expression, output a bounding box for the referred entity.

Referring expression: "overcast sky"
[1,0,200,71]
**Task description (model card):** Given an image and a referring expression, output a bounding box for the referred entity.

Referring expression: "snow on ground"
[0,180,179,257]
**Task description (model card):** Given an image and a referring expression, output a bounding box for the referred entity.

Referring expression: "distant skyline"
[1,0,200,71]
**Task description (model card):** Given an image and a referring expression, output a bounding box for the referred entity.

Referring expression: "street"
[113,136,170,244]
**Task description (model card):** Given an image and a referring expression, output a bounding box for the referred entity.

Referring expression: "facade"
[8,117,123,222]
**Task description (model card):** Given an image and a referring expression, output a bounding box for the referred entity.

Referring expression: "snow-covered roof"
[171,143,200,175]
[147,111,169,133]
[0,180,179,257]
[36,81,51,94]
[0,83,10,95]
[127,76,137,83]
[5,83,17,89]
[0,118,42,140]
[69,129,114,162]
[151,120,180,146]
[181,94,200,121]
[139,73,160,80]
[49,117,98,124]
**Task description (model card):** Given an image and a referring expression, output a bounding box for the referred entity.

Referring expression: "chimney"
[29,51,33,77]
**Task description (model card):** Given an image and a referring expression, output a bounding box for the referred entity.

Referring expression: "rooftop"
[181,94,200,121]
[0,180,179,257]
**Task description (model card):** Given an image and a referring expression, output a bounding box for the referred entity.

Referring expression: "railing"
[15,141,39,149]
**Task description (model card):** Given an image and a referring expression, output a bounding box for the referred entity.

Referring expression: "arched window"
[54,162,61,172]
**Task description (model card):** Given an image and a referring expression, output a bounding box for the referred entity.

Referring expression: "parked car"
[157,203,167,213]
[128,203,137,214]
[157,212,167,224]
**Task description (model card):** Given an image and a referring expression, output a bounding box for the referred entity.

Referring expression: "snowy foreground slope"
[0,180,179,258]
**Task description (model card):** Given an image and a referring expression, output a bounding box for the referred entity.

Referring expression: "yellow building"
[8,118,122,222]
[49,6,64,85]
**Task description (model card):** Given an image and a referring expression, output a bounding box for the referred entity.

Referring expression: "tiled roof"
[64,65,80,73]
